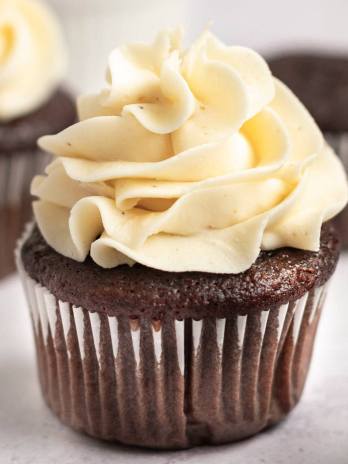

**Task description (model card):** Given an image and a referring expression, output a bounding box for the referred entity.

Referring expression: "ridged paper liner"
[0,151,48,279]
[16,230,328,449]
[326,132,348,247]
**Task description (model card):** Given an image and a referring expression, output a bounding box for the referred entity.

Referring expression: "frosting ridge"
[32,29,348,273]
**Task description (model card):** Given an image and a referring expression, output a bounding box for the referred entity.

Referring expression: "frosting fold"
[32,29,348,273]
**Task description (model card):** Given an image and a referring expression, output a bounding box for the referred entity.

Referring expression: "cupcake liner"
[326,132,348,247]
[0,150,49,279]
[16,231,328,449]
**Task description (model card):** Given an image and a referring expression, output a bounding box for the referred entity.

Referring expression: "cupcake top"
[0,0,67,121]
[32,29,348,274]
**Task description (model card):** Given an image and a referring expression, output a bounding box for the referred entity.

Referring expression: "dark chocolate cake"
[22,223,339,319]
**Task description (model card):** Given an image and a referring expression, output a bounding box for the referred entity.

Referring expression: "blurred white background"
[187,0,348,52]
[48,0,188,92]
[47,0,348,94]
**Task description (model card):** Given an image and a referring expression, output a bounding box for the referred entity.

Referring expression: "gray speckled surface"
[1,256,348,464]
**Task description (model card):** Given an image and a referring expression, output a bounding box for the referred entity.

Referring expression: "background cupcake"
[269,54,348,246]
[17,30,347,449]
[0,0,76,279]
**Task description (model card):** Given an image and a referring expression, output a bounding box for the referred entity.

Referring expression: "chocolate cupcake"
[17,30,348,449]
[0,0,76,279]
[269,53,348,246]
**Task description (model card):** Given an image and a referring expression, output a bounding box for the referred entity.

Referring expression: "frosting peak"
[0,0,67,121]
[32,29,348,273]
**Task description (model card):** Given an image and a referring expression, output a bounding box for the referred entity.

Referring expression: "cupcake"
[0,0,76,279]
[17,30,348,449]
[269,53,348,246]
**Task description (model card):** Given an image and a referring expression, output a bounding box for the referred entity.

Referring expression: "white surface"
[0,256,348,464]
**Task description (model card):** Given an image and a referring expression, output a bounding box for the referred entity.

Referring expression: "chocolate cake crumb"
[21,223,340,319]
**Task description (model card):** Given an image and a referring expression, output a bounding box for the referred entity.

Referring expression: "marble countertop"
[1,256,348,464]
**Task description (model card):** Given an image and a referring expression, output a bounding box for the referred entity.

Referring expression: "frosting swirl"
[0,0,66,120]
[32,29,348,273]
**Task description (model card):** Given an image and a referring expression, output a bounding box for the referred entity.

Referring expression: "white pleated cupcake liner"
[16,228,328,448]
[0,151,49,278]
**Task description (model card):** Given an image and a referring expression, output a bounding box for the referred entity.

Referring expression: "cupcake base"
[17,241,327,448]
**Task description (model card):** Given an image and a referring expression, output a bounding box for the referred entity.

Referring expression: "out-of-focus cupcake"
[17,30,347,448]
[0,0,76,279]
[269,53,348,246]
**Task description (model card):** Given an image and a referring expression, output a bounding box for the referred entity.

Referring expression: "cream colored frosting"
[0,0,66,120]
[32,29,348,273]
